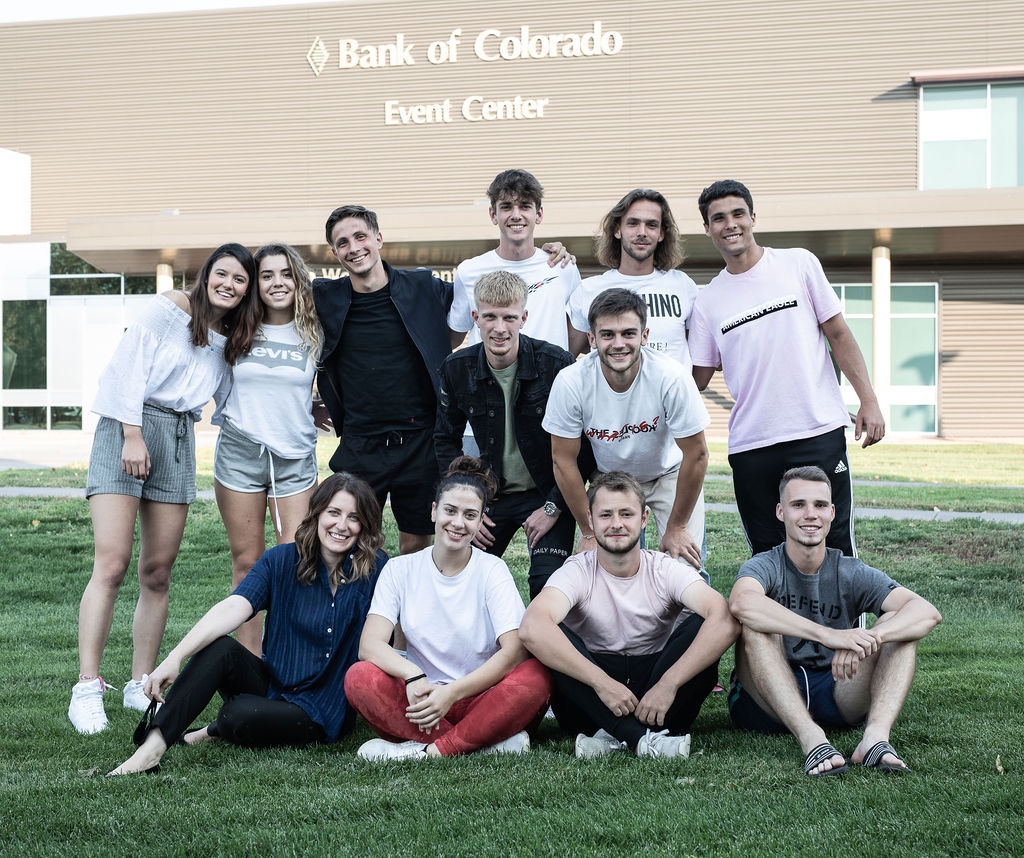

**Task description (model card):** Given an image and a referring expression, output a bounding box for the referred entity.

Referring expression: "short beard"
[595,531,642,555]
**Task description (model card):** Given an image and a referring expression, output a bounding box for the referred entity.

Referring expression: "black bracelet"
[404,673,427,686]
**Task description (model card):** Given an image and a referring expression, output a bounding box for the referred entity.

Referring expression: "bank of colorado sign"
[305,21,623,125]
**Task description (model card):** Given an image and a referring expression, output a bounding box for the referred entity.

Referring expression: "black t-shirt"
[336,284,435,434]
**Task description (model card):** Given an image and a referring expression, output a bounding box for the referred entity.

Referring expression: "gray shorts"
[213,420,317,498]
[86,404,197,504]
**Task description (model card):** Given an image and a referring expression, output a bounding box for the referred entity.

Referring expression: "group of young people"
[70,170,942,780]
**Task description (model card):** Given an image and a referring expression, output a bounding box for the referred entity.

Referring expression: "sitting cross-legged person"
[519,470,738,758]
[345,457,552,760]
[728,466,942,777]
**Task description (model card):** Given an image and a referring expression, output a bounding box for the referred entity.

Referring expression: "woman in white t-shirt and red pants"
[345,457,552,759]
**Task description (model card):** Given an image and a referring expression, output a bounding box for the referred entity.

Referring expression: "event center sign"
[305,21,625,125]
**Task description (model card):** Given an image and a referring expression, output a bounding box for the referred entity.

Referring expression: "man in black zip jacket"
[314,204,460,555]
[435,270,590,598]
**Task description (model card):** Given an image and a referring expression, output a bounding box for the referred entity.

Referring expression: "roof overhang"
[59,186,1024,274]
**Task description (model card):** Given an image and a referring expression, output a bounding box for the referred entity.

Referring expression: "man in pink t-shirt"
[519,471,738,758]
[687,179,885,557]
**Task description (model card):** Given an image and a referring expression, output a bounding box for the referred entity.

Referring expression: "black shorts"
[329,428,438,535]
[728,426,855,557]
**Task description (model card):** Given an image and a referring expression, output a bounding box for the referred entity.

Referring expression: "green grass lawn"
[4,439,1023,515]
[1,495,1020,857]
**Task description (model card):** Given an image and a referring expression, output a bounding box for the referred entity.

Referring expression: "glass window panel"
[2,300,47,389]
[922,85,987,111]
[3,406,46,429]
[49,242,101,276]
[891,318,936,386]
[921,140,988,189]
[49,406,82,429]
[833,285,842,300]
[846,317,873,380]
[891,284,936,315]
[991,83,1024,187]
[844,285,872,315]
[50,276,122,296]
[891,404,936,433]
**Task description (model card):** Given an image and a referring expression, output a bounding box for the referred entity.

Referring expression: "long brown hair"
[254,243,323,360]
[293,473,384,586]
[595,188,684,271]
[187,243,261,365]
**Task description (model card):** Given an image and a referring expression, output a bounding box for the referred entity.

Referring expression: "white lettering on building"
[339,33,416,68]
[474,22,621,62]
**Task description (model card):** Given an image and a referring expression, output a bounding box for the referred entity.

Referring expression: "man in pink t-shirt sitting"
[687,179,885,557]
[519,471,738,758]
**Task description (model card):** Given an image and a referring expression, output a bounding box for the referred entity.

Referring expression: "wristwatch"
[543,501,559,516]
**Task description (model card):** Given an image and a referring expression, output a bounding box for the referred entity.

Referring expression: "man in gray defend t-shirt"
[728,466,941,777]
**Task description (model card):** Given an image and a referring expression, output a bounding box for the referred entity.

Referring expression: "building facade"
[1,0,1022,437]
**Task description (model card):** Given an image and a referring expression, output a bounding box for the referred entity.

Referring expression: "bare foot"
[808,751,846,775]
[106,746,163,777]
[106,731,167,777]
[183,726,215,746]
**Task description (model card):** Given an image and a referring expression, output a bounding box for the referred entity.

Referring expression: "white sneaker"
[480,730,530,756]
[358,738,428,762]
[636,729,691,758]
[69,677,110,735]
[575,728,628,759]
[122,676,157,712]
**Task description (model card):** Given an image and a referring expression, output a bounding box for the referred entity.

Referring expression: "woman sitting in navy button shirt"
[107,471,387,776]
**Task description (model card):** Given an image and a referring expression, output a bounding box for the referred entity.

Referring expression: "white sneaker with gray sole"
[358,738,428,762]
[636,729,691,758]
[575,728,628,759]
[480,730,530,755]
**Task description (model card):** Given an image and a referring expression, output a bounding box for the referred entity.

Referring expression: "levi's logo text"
[721,295,798,335]
[585,415,659,442]
[238,340,310,369]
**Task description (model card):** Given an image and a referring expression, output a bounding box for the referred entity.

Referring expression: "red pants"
[344,659,552,756]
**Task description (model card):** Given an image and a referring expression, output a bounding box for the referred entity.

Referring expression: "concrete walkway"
[5,486,1022,525]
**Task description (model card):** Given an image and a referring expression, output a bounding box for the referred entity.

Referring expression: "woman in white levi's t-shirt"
[345,457,552,759]
[212,243,324,655]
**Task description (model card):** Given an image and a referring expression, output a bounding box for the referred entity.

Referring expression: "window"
[832,283,938,434]
[50,405,82,430]
[2,300,46,389]
[920,83,1024,189]
[3,406,46,430]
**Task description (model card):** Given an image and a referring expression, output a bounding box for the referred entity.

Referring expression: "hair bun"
[441,456,498,505]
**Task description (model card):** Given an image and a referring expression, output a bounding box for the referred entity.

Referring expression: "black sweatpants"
[728,426,855,557]
[147,636,326,748]
[550,614,718,749]
[485,488,575,599]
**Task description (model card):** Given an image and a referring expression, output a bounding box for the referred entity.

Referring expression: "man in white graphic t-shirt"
[688,179,885,558]
[448,168,581,353]
[543,288,710,575]
[567,188,698,367]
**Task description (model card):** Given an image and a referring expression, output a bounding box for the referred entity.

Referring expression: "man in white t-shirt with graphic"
[688,179,885,558]
[543,288,710,574]
[567,188,698,367]
[519,471,738,758]
[448,168,582,354]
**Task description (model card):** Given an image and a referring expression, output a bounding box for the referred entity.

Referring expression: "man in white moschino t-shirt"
[568,188,698,369]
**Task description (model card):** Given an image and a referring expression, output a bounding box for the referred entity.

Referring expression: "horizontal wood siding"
[1,0,1022,233]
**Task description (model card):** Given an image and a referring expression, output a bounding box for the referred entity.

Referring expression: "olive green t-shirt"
[489,361,536,493]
